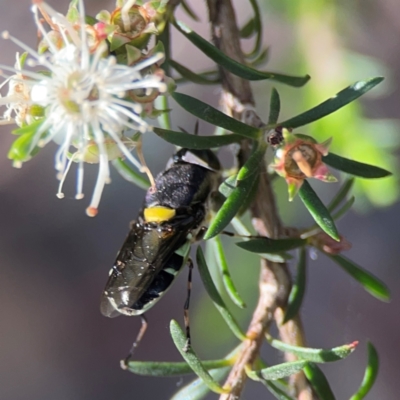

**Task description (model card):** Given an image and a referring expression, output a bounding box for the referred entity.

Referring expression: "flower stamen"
[57,150,79,199]
[135,137,155,190]
[121,0,138,32]
[2,0,168,214]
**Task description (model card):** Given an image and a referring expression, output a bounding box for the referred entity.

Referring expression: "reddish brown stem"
[205,1,316,399]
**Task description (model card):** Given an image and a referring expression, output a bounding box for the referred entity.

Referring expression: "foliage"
[1,0,394,399]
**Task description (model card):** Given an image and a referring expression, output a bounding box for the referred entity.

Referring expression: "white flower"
[0,0,166,216]
[0,53,32,126]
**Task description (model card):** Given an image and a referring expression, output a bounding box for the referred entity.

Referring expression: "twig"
[205,1,316,399]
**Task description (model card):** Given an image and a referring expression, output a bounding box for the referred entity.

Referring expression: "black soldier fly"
[100,148,221,365]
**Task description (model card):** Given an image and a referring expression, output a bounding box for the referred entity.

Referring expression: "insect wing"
[100,223,173,317]
[101,215,199,318]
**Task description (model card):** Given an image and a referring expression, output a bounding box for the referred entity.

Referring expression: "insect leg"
[195,226,262,241]
[183,257,194,352]
[198,225,264,240]
[220,230,264,239]
[121,314,148,369]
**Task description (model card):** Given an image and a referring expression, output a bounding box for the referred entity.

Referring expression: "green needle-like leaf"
[264,381,296,400]
[323,153,392,178]
[175,70,220,85]
[219,174,238,198]
[172,92,261,139]
[196,247,246,340]
[169,320,229,394]
[238,168,260,215]
[328,178,355,212]
[126,359,231,377]
[331,196,355,221]
[174,20,310,87]
[248,47,269,67]
[268,88,281,124]
[283,247,307,323]
[112,158,150,190]
[248,360,309,381]
[230,216,252,236]
[169,59,220,84]
[248,369,296,399]
[240,18,255,38]
[306,196,355,236]
[267,337,358,362]
[211,236,246,308]
[153,127,242,149]
[304,363,336,400]
[171,366,231,400]
[262,252,293,262]
[328,254,390,302]
[180,0,200,21]
[236,237,306,254]
[246,0,262,57]
[171,344,242,400]
[219,172,260,216]
[350,342,379,400]
[205,143,266,239]
[280,77,384,128]
[231,217,292,262]
[299,181,340,241]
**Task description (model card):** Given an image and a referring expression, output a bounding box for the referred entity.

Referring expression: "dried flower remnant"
[0,0,167,216]
[271,129,337,200]
[0,53,32,127]
[266,126,284,147]
[310,232,352,255]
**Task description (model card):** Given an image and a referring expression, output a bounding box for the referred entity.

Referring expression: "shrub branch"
[206,1,317,398]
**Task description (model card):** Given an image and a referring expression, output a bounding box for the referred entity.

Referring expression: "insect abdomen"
[129,241,191,314]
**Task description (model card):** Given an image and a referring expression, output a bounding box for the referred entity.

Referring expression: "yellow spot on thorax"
[144,206,176,223]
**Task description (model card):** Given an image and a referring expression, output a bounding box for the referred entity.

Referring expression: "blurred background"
[0,0,399,399]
